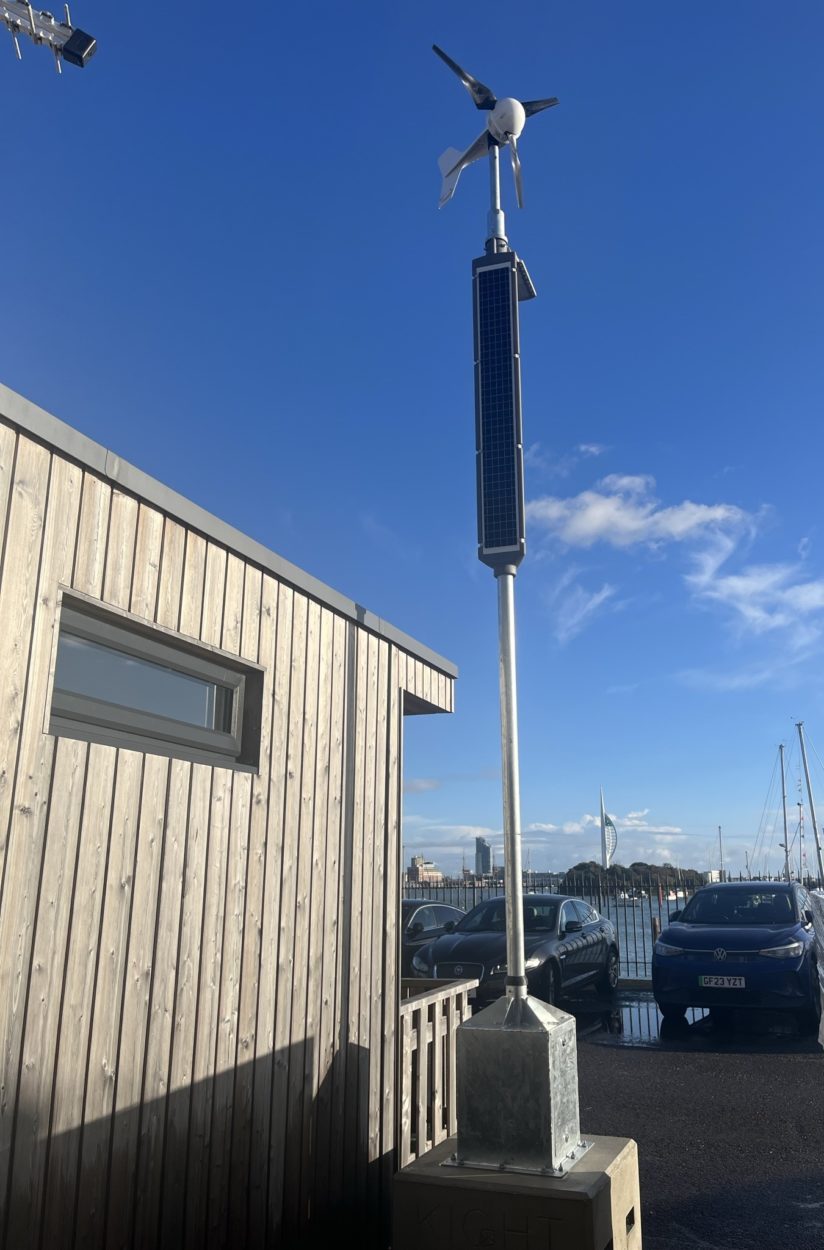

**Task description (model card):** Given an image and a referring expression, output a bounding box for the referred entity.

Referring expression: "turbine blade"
[510,135,524,209]
[437,131,490,207]
[522,97,559,117]
[432,44,496,110]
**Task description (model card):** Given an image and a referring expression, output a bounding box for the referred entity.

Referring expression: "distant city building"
[705,869,722,883]
[475,835,492,877]
[408,854,444,885]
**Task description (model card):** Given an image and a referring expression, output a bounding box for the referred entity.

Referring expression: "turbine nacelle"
[433,44,557,210]
[488,98,526,146]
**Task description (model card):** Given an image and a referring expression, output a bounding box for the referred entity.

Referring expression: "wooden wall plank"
[178,531,207,639]
[283,597,321,1237]
[205,768,250,1248]
[104,752,170,1250]
[298,605,334,1230]
[227,568,269,1247]
[129,504,164,621]
[70,473,111,598]
[101,490,138,609]
[0,441,74,1227]
[380,649,402,1228]
[158,762,212,1250]
[43,744,121,1250]
[183,765,232,1250]
[311,612,347,1221]
[0,436,50,919]
[266,589,308,1243]
[247,583,291,1250]
[221,554,245,657]
[355,633,379,1208]
[6,738,87,1250]
[156,518,187,631]
[200,544,227,648]
[131,757,191,1250]
[367,641,389,1221]
[340,627,367,1205]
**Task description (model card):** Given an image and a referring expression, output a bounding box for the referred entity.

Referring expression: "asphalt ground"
[569,989,824,1250]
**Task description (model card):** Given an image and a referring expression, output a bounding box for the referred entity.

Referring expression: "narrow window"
[50,596,263,769]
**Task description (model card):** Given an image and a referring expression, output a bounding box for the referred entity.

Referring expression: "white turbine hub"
[488,98,526,145]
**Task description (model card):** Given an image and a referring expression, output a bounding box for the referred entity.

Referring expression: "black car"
[401,899,465,976]
[410,893,619,1005]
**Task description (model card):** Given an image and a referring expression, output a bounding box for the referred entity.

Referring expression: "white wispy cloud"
[525,441,608,480]
[527,475,747,550]
[549,576,617,644]
[404,778,442,794]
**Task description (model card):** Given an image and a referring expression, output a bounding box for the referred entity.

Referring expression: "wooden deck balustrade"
[398,977,478,1167]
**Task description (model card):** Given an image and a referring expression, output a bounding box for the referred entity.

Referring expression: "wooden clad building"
[0,384,456,1249]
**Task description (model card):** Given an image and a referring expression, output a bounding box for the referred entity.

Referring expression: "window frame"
[49,593,263,770]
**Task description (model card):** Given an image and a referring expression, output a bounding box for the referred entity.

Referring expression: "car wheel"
[538,963,558,1006]
[659,1002,686,1021]
[597,948,619,994]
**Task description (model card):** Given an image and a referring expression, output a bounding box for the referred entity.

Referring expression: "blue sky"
[3,3,824,877]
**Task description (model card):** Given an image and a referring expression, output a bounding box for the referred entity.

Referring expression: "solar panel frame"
[472,251,526,570]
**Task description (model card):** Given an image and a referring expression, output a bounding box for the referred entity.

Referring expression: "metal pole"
[487,144,507,251]
[718,825,724,882]
[796,721,824,884]
[780,743,790,883]
[496,568,526,1001]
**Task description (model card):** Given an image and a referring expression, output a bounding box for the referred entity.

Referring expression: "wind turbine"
[433,44,557,209]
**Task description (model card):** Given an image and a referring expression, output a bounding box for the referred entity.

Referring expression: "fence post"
[652,915,661,945]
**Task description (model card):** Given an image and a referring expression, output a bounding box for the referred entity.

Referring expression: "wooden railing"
[398,977,478,1167]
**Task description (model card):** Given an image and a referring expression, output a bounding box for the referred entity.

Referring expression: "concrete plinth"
[393,1134,641,1250]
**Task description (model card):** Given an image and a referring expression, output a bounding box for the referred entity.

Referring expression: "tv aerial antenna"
[1,2,96,71]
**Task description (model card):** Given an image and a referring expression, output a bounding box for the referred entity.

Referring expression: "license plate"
[699,975,745,988]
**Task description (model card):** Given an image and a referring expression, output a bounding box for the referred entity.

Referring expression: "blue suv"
[653,881,821,1028]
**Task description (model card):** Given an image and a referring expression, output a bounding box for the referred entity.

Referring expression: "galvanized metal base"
[442,1136,593,1178]
[454,994,586,1175]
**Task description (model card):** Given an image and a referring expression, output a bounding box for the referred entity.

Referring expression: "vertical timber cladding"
[0,409,454,1250]
[472,251,526,571]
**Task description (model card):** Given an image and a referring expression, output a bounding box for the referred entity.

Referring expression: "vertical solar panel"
[473,252,525,569]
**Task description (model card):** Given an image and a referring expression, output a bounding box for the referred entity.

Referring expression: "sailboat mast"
[796,721,824,884]
[718,825,724,882]
[779,743,790,883]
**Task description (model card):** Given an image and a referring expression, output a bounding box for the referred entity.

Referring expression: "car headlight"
[411,952,430,974]
[654,940,684,957]
[759,941,804,959]
[524,956,543,969]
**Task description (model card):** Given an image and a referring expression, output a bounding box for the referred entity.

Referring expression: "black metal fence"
[403,871,820,979]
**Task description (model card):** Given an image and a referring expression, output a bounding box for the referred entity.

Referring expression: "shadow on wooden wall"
[4,1040,391,1250]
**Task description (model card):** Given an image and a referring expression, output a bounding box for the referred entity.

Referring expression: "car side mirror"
[563,919,583,934]
[804,909,814,926]
[408,921,423,937]
[670,910,682,922]
[443,920,456,933]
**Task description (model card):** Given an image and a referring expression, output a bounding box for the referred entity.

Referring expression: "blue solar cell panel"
[473,255,525,568]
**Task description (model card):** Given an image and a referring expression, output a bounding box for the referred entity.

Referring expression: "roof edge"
[0,383,457,679]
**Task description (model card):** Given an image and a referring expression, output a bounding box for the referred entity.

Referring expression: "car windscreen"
[456,899,558,933]
[679,889,797,926]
